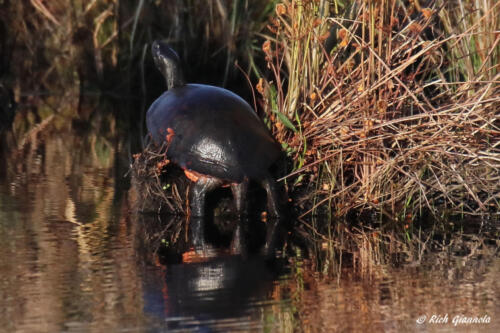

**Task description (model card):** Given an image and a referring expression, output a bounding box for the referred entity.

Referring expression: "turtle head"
[152,40,185,90]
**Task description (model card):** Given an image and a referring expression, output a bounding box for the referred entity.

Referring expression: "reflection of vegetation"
[286,218,500,331]
[93,135,112,167]
[0,95,146,331]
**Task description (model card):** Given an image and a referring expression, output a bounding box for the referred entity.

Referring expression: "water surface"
[0,100,498,332]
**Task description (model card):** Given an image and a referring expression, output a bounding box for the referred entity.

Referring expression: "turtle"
[146,40,282,219]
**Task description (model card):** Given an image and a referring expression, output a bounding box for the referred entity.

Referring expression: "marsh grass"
[3,0,498,224]
[2,0,276,93]
[259,0,499,221]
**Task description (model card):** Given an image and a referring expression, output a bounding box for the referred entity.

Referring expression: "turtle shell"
[146,84,280,182]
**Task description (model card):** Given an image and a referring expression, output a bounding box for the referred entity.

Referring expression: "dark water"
[0,100,499,332]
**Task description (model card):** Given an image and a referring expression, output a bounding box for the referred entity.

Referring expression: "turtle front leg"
[189,176,223,217]
[189,176,223,252]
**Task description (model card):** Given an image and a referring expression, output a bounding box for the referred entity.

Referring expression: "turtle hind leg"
[261,175,281,218]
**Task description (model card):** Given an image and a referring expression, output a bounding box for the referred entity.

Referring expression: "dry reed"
[131,142,188,215]
[4,0,498,222]
[259,0,499,220]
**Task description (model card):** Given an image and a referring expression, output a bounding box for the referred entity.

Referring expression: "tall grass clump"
[1,0,278,94]
[2,0,279,161]
[259,0,499,220]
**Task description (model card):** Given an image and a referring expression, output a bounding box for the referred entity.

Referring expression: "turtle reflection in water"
[146,41,282,226]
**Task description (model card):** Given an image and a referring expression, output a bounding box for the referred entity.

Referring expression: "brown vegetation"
[2,0,498,222]
[259,0,499,220]
[131,142,188,215]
